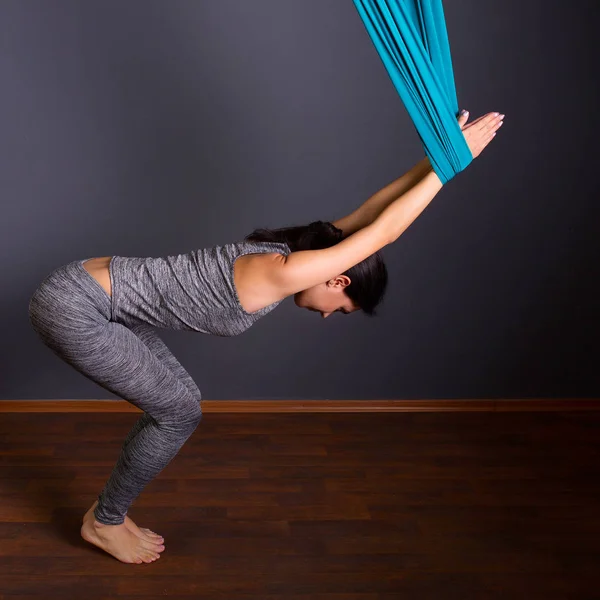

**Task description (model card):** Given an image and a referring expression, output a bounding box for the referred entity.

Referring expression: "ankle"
[93,519,121,528]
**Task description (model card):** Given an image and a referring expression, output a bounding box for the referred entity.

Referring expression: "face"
[293,274,360,318]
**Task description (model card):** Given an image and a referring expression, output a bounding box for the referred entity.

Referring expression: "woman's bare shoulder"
[233,252,289,313]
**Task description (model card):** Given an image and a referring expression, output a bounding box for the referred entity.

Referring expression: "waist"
[82,256,112,298]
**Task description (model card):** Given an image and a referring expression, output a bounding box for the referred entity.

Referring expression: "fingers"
[482,130,497,147]
[457,110,505,158]
[460,111,487,128]
[457,111,469,129]
[477,112,504,133]
[480,118,504,150]
[458,110,505,134]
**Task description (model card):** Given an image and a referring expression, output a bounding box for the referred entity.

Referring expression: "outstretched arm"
[332,156,432,238]
[376,165,444,243]
[332,110,503,238]
[268,112,504,299]
[375,111,505,243]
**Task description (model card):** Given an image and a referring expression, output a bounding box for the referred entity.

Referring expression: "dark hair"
[245,220,388,317]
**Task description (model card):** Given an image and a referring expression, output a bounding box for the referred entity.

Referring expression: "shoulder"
[233,250,290,314]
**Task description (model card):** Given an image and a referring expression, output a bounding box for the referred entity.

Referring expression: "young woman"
[28,110,504,564]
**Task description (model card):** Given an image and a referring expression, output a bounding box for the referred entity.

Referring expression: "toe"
[144,528,163,539]
[141,531,164,545]
[142,528,164,540]
[141,539,164,552]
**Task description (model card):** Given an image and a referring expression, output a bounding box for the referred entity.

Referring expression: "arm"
[270,160,441,298]
[272,112,504,298]
[333,110,506,238]
[332,156,432,238]
[271,219,392,298]
[375,165,444,243]
[374,111,506,242]
[335,110,506,241]
[267,166,440,299]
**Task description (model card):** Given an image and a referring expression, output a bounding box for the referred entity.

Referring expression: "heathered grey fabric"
[110,240,292,335]
[27,239,291,524]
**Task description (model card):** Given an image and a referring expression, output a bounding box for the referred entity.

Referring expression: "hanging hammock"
[352,0,472,184]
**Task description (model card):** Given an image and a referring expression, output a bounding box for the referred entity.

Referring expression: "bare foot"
[81,509,165,564]
[84,500,164,545]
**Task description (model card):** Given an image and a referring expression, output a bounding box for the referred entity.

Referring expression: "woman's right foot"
[80,510,165,564]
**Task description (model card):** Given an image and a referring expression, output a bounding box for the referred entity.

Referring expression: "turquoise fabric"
[352,0,472,183]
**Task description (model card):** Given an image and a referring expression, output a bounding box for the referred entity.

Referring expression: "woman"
[27,110,504,564]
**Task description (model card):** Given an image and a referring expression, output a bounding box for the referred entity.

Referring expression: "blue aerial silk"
[352,0,472,184]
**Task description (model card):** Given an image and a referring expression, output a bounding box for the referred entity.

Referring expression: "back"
[109,240,292,336]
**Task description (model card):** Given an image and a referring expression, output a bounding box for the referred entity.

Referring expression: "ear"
[329,275,351,288]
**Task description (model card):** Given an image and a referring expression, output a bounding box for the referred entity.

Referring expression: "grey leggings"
[28,258,203,525]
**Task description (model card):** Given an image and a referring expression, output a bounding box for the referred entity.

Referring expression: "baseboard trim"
[1,399,599,412]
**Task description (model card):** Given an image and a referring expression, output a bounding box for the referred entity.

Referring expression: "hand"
[456,110,505,159]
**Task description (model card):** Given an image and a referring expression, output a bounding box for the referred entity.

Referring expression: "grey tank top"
[108,240,292,336]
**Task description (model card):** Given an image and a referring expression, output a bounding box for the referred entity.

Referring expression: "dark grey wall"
[2,1,598,400]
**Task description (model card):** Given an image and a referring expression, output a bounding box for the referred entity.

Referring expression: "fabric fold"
[352,0,472,183]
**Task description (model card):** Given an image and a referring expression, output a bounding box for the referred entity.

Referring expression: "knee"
[178,401,203,434]
[188,402,203,427]
[158,397,202,436]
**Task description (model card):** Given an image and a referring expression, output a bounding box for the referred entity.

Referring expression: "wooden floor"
[0,410,598,599]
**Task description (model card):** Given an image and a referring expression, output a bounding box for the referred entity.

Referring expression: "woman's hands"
[457,110,505,159]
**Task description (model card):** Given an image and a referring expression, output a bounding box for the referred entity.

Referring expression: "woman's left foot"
[84,501,164,545]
